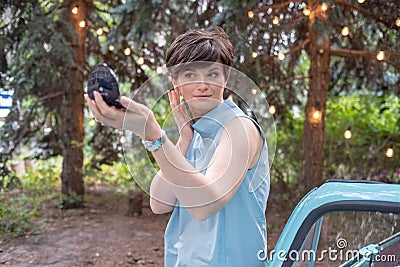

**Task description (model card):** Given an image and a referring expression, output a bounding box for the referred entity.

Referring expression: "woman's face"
[172,62,226,118]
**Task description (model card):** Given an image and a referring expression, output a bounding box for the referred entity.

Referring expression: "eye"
[184,72,196,79]
[208,71,219,78]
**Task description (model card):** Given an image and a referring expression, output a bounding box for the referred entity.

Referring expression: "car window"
[294,211,400,266]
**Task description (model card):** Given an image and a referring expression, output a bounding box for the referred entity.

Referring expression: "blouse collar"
[191,99,241,138]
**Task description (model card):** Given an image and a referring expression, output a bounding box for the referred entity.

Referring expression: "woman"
[85,27,270,266]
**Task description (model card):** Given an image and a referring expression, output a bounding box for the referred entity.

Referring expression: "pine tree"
[217,0,400,192]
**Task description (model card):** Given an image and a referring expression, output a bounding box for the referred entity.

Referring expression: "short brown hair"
[165,27,234,71]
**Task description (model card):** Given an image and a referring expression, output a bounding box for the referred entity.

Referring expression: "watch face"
[142,136,163,152]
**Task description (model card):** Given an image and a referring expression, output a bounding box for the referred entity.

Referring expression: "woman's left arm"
[151,117,262,220]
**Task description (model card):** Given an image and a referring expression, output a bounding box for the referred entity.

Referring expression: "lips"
[195,95,212,98]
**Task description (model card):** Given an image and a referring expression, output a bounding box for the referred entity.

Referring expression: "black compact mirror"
[87,63,124,109]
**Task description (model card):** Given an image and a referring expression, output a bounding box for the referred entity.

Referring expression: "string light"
[71,5,78,14]
[137,57,145,65]
[120,136,126,144]
[344,127,352,140]
[124,47,131,56]
[341,26,349,36]
[321,3,328,12]
[357,0,365,3]
[89,119,96,127]
[303,8,311,16]
[386,144,394,158]
[272,16,279,25]
[376,51,385,61]
[396,18,400,27]
[96,28,103,35]
[252,51,258,58]
[278,52,285,60]
[108,44,115,51]
[313,111,321,120]
[156,66,163,74]
[247,10,254,18]
[78,20,86,28]
[311,109,322,123]
[251,88,257,95]
[269,105,276,115]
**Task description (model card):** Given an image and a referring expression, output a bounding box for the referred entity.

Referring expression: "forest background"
[0,0,399,244]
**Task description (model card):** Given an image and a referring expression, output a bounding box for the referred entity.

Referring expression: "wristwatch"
[142,130,166,152]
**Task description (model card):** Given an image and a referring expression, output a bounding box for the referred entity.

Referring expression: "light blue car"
[267,180,400,267]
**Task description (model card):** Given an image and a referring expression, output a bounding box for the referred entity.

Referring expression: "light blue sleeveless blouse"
[164,99,270,267]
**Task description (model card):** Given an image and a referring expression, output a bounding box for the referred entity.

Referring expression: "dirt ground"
[0,186,290,267]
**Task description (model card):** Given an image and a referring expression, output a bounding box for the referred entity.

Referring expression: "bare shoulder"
[224,116,261,140]
[221,117,263,166]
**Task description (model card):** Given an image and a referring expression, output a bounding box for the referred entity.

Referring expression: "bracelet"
[142,130,166,152]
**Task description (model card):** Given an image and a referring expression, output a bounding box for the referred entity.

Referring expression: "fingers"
[168,87,181,109]
[93,91,118,119]
[84,94,107,122]
[85,92,122,128]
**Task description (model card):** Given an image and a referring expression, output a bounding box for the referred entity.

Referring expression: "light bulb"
[228,94,234,100]
[396,18,400,27]
[156,66,163,74]
[78,20,86,28]
[248,10,254,19]
[312,110,321,121]
[137,57,145,65]
[251,88,257,95]
[89,119,96,127]
[321,3,328,11]
[71,6,78,14]
[269,105,276,115]
[124,47,131,56]
[252,51,258,58]
[376,51,385,61]
[357,0,365,3]
[120,136,126,144]
[96,28,103,35]
[386,145,394,158]
[341,26,349,36]
[303,8,311,16]
[344,128,352,139]
[109,44,115,51]
[278,52,285,60]
[272,16,279,25]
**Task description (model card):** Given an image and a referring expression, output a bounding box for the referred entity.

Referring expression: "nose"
[196,79,209,92]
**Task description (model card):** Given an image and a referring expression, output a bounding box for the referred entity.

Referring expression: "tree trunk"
[300,2,331,193]
[60,0,86,208]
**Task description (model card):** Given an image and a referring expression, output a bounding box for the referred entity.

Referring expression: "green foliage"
[0,193,40,237]
[270,108,303,189]
[0,171,21,191]
[0,157,62,237]
[271,93,400,189]
[325,93,400,180]
[83,150,154,192]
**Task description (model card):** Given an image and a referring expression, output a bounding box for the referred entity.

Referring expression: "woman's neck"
[190,99,223,121]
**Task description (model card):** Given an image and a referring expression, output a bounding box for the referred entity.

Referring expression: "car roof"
[270,180,400,266]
